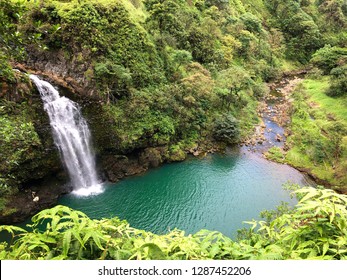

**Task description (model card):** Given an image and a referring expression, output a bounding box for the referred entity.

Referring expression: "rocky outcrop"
[101,147,170,182]
[0,73,66,224]
[14,47,96,96]
[139,147,166,168]
[0,181,71,224]
[101,155,147,182]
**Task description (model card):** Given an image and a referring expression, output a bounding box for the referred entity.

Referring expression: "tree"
[205,0,230,10]
[171,50,192,72]
[0,0,25,80]
[318,0,347,28]
[188,17,222,64]
[240,12,262,34]
[216,66,252,109]
[94,61,132,103]
[144,0,184,33]
[220,35,242,66]
[267,0,322,62]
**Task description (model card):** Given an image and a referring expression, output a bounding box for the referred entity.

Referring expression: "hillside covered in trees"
[0,0,346,260]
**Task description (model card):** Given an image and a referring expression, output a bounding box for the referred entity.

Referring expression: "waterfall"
[30,75,103,196]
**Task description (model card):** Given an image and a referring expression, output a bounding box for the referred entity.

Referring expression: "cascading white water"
[30,75,103,196]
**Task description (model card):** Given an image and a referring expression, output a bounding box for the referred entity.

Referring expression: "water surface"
[59,149,313,237]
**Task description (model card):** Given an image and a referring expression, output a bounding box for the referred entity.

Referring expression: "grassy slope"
[304,79,347,124]
[285,78,347,188]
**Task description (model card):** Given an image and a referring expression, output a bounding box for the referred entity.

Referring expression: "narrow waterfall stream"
[30,75,103,196]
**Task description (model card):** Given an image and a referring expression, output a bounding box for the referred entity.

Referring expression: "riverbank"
[285,78,347,192]
[241,74,303,152]
[241,72,346,193]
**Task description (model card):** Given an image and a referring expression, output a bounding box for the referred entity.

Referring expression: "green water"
[58,149,313,237]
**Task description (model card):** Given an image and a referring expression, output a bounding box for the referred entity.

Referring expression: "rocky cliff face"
[0,73,68,224]
[16,45,97,97]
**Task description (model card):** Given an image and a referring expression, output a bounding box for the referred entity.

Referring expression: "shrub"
[266,147,285,163]
[213,114,240,144]
[311,45,347,74]
[326,65,347,97]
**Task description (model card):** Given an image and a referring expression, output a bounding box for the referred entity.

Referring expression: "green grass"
[265,147,285,163]
[285,78,347,187]
[286,147,335,182]
[303,78,347,124]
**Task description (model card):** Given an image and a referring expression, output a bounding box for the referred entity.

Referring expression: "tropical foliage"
[1,0,347,261]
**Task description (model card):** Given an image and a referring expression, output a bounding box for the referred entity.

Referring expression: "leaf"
[0,225,27,235]
[63,230,72,256]
[209,243,220,258]
[90,232,105,250]
[317,226,323,237]
[140,243,166,260]
[71,230,85,248]
[28,242,50,252]
[51,215,60,231]
[322,243,329,256]
[39,235,56,244]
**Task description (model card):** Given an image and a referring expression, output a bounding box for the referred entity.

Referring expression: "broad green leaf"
[300,190,319,203]
[322,243,329,256]
[63,230,72,256]
[140,243,166,260]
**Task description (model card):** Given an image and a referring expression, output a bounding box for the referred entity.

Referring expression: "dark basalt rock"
[0,179,71,224]
[101,154,147,182]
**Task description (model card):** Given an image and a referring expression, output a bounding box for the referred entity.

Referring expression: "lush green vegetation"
[1,187,346,260]
[0,0,345,172]
[281,42,347,188]
[284,79,347,188]
[0,0,346,260]
[0,74,40,204]
[0,0,26,81]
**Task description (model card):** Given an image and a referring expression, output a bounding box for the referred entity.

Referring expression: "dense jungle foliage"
[0,0,346,259]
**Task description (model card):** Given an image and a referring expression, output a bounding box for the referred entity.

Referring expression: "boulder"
[276,134,283,142]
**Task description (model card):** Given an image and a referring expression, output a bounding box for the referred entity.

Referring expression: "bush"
[307,67,324,79]
[266,147,285,163]
[326,65,347,97]
[240,12,262,34]
[213,114,240,144]
[251,82,268,100]
[326,80,347,97]
[311,45,347,74]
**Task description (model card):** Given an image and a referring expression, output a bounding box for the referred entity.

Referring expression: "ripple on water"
[59,151,314,238]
